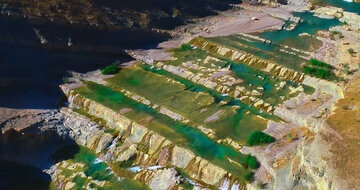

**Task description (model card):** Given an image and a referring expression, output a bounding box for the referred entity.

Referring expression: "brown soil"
[327,77,360,189]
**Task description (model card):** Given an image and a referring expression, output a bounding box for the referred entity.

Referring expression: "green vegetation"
[342,63,358,75]
[57,146,149,189]
[74,81,259,182]
[244,171,254,183]
[104,128,119,136]
[348,48,357,56]
[181,43,194,51]
[247,131,275,146]
[304,66,335,80]
[119,156,136,168]
[283,35,323,52]
[304,59,337,80]
[310,59,334,69]
[208,35,308,72]
[241,154,260,169]
[102,65,119,75]
[106,66,267,143]
[257,182,268,189]
[330,31,344,40]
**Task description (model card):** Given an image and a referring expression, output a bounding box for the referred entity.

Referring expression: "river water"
[0,15,169,109]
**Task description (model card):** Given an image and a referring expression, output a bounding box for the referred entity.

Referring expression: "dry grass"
[327,78,360,188]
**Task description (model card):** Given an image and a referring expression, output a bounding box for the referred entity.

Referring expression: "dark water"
[0,127,79,190]
[0,15,170,109]
[0,160,51,190]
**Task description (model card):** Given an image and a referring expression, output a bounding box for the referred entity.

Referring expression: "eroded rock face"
[171,146,195,169]
[314,6,360,30]
[0,0,241,30]
[149,168,181,190]
[190,37,306,84]
[60,94,242,189]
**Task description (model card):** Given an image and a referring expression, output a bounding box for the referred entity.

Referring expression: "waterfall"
[231,183,240,190]
[94,158,103,164]
[68,94,75,108]
[219,179,230,190]
[107,138,118,150]
[128,166,142,173]
[147,165,163,170]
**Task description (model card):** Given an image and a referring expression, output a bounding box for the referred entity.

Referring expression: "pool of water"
[260,12,341,43]
[0,15,169,109]
[56,145,149,189]
[75,82,254,181]
[326,0,360,14]
[106,66,268,142]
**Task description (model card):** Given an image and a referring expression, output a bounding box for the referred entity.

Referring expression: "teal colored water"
[66,146,149,190]
[141,64,227,103]
[261,12,341,42]
[207,35,309,71]
[326,0,360,14]
[75,82,256,180]
[140,64,280,119]
[229,61,304,105]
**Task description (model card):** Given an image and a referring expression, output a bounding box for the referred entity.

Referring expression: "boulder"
[149,168,181,190]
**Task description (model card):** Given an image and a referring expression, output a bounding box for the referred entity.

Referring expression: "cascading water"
[219,178,230,190]
[68,94,75,108]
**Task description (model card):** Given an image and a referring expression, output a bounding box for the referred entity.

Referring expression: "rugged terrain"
[1,0,360,190]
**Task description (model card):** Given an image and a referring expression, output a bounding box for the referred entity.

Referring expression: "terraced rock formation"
[6,0,358,189]
[56,22,349,188]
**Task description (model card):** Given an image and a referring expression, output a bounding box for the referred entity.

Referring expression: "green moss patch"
[247,131,275,146]
[102,65,119,75]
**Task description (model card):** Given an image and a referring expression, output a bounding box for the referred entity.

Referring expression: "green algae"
[281,35,323,52]
[140,64,226,103]
[105,66,262,142]
[207,34,308,72]
[102,65,119,75]
[229,61,302,105]
[58,146,149,190]
[163,42,304,108]
[74,82,256,182]
[141,64,277,140]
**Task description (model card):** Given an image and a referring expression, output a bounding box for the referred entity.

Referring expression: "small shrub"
[257,182,268,189]
[330,31,344,39]
[242,154,260,169]
[304,66,315,75]
[101,65,118,75]
[331,31,341,35]
[244,171,254,183]
[181,43,193,51]
[248,131,275,146]
[310,59,333,69]
[348,48,357,56]
[304,65,336,80]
